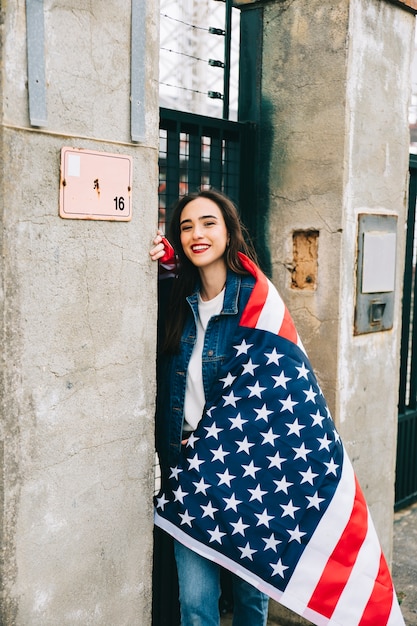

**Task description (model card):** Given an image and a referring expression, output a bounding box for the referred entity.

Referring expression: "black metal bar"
[398,156,417,411]
[223,0,232,119]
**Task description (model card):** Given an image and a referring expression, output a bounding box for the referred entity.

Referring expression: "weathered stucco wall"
[258,0,413,562]
[0,2,159,624]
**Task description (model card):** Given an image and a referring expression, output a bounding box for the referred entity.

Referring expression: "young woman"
[150,189,269,626]
[150,189,404,626]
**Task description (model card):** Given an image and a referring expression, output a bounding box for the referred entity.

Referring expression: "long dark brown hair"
[163,189,258,354]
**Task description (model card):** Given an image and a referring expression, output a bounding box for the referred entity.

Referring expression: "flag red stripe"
[359,553,394,625]
[238,254,270,329]
[307,476,368,618]
[278,305,298,344]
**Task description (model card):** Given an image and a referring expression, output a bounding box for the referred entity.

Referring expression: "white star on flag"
[295,363,309,380]
[279,394,298,413]
[233,339,253,355]
[262,533,281,552]
[179,510,195,527]
[270,558,289,578]
[272,371,291,389]
[264,348,284,365]
[222,390,241,407]
[208,525,226,544]
[220,372,236,388]
[242,358,260,376]
[229,412,247,431]
[231,517,250,536]
[236,436,255,454]
[201,501,218,519]
[238,542,257,560]
[204,423,223,439]
[247,381,267,398]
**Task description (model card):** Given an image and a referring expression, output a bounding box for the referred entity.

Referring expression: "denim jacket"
[156,270,255,476]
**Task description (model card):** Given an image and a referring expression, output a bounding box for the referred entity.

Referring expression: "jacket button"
[207,350,214,356]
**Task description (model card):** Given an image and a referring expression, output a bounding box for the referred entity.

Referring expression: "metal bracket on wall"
[26,0,47,127]
[131,0,146,142]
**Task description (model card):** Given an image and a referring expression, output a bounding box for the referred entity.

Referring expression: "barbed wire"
[160,47,207,64]
[160,12,210,33]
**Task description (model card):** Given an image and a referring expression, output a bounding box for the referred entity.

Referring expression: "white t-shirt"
[183,289,225,432]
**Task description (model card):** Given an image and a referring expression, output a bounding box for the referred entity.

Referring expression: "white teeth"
[192,245,209,251]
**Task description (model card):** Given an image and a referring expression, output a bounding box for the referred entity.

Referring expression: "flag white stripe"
[279,453,356,613]
[255,279,285,334]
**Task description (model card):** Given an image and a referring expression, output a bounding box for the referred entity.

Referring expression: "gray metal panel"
[131,0,146,142]
[354,214,397,335]
[26,0,47,127]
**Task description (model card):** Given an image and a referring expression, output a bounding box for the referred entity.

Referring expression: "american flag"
[154,254,404,626]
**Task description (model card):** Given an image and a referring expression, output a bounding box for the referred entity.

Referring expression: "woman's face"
[179,197,229,272]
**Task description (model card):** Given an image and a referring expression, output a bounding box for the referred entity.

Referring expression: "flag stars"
[229,412,247,431]
[288,524,306,544]
[201,501,218,519]
[279,394,298,414]
[208,525,226,544]
[317,433,332,452]
[235,436,255,455]
[173,486,188,504]
[260,427,280,446]
[292,442,312,462]
[179,510,195,527]
[186,432,199,448]
[169,466,183,480]
[285,418,306,437]
[280,499,300,519]
[217,468,236,488]
[193,477,211,495]
[156,493,169,510]
[223,390,241,408]
[188,453,205,472]
[270,558,289,578]
[299,466,319,486]
[273,476,293,495]
[255,508,274,528]
[230,517,250,536]
[262,533,281,552]
[264,348,284,366]
[242,460,261,479]
[324,458,339,476]
[295,362,310,380]
[306,492,325,510]
[272,371,291,389]
[303,385,317,403]
[254,404,273,422]
[233,339,253,356]
[248,484,268,503]
[238,542,257,560]
[267,450,287,470]
[242,358,260,376]
[220,372,236,388]
[223,493,242,512]
[310,409,325,428]
[247,381,266,399]
[210,445,230,463]
[204,423,223,440]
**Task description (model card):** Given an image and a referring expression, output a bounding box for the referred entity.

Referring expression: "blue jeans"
[174,540,269,626]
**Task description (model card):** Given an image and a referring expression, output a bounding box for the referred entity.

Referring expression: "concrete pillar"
[0,2,159,624]
[237,0,414,621]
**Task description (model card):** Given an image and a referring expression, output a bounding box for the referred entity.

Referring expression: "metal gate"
[395,153,417,510]
[153,107,257,626]
[158,107,257,233]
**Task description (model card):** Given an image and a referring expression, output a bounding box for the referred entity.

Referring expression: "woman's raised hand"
[150,230,174,262]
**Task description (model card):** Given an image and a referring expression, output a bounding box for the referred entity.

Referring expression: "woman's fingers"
[149,231,166,261]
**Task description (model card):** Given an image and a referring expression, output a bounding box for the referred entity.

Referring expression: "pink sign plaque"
[59,147,133,221]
